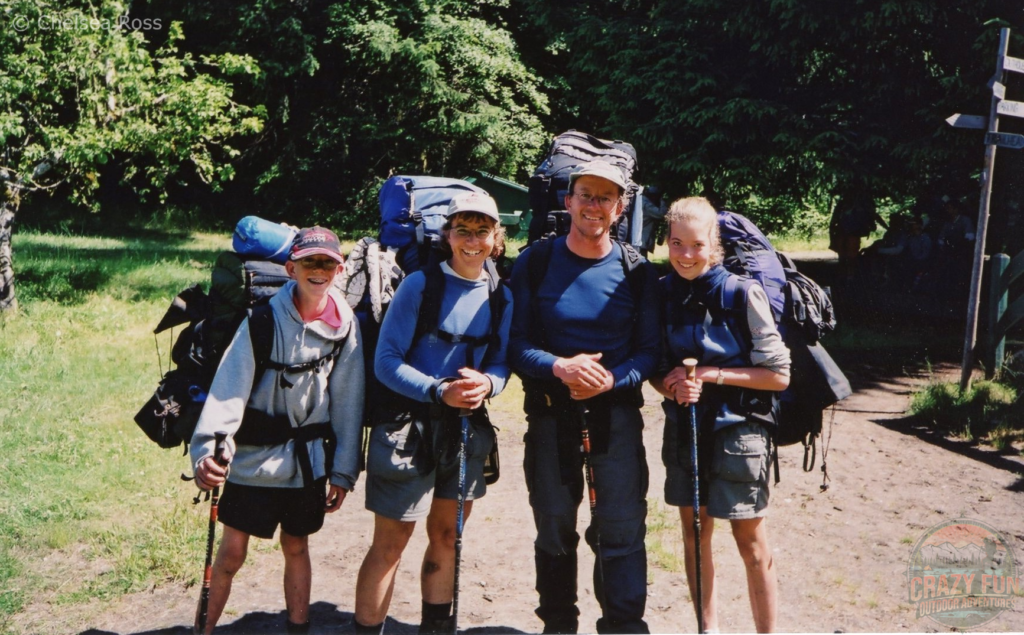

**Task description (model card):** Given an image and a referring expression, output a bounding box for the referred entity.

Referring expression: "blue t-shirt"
[508,237,661,390]
[375,263,513,403]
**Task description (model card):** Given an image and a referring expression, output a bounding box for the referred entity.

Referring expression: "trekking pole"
[196,432,229,635]
[451,408,471,635]
[577,401,606,609]
[680,358,705,634]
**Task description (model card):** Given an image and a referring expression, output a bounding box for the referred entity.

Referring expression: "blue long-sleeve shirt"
[375,262,513,402]
[508,238,661,390]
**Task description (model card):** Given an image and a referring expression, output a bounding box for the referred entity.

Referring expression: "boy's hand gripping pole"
[195,432,229,635]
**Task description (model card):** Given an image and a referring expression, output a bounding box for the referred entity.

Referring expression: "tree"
[0,0,262,311]
[135,0,549,231]
[509,0,1021,229]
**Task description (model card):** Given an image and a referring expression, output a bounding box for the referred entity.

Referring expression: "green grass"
[768,232,832,253]
[645,500,684,574]
[0,228,528,630]
[0,231,227,626]
[12,230,231,304]
[909,380,1018,442]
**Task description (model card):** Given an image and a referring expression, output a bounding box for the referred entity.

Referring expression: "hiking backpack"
[718,209,838,344]
[714,210,851,478]
[378,175,490,274]
[134,219,340,452]
[526,130,644,247]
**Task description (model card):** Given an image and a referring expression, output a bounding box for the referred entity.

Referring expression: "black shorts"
[218,477,327,539]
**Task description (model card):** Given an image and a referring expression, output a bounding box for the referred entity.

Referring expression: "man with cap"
[191,226,365,634]
[509,160,661,633]
[353,192,513,634]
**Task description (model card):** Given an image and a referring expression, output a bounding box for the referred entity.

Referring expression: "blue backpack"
[378,175,489,274]
[717,210,787,319]
[719,210,837,343]
[695,211,851,484]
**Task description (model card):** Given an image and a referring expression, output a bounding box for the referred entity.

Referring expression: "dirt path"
[20,359,1024,634]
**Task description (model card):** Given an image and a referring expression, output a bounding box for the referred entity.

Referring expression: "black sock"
[285,619,310,635]
[355,619,385,635]
[421,600,453,622]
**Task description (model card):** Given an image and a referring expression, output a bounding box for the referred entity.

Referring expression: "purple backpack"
[717,210,787,320]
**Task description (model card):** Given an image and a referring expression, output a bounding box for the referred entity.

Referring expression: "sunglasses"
[298,257,340,271]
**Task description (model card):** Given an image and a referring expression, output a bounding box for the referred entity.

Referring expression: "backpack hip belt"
[522,378,642,483]
[234,412,334,486]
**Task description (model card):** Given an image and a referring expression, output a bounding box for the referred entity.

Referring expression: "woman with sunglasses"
[354,192,513,635]
[191,226,365,635]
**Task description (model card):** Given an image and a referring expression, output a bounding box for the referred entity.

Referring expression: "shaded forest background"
[5,0,1024,240]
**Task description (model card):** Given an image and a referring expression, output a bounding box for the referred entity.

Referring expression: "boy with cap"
[509,160,661,633]
[191,226,365,634]
[353,192,513,634]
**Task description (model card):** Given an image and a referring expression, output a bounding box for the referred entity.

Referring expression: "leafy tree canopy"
[510,0,1021,230]
[0,0,262,310]
[139,0,549,231]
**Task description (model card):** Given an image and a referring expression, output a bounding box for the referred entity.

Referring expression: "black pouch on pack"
[134,369,206,450]
[439,407,501,485]
[483,438,500,485]
[474,409,500,486]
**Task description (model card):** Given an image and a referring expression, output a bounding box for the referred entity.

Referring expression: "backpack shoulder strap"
[414,260,447,343]
[719,274,755,360]
[617,241,646,305]
[526,237,556,349]
[250,303,343,384]
[662,274,679,327]
[485,262,509,354]
[248,303,276,384]
[526,236,556,296]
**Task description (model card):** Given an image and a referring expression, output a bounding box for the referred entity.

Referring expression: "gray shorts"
[664,421,771,520]
[364,418,495,522]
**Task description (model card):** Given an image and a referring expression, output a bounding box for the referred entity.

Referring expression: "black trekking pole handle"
[196,432,229,635]
[577,401,606,610]
[679,358,705,634]
[452,408,472,635]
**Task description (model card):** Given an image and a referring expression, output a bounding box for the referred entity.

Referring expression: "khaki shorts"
[364,418,494,522]
[664,421,771,520]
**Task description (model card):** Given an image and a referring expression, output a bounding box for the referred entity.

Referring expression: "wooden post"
[985,253,1009,378]
[960,27,1010,392]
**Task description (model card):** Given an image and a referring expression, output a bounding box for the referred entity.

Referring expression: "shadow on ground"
[796,256,1024,489]
[79,601,531,635]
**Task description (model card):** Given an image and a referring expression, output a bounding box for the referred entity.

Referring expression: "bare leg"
[354,514,416,626]
[421,498,474,603]
[731,517,777,633]
[198,525,250,635]
[679,506,717,632]
[280,531,311,626]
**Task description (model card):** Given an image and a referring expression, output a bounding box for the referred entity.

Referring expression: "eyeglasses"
[452,227,494,239]
[298,257,340,271]
[573,192,617,210]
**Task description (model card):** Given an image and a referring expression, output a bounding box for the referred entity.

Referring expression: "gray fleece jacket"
[190,280,365,490]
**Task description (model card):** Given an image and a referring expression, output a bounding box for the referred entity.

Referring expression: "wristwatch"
[716,368,725,386]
